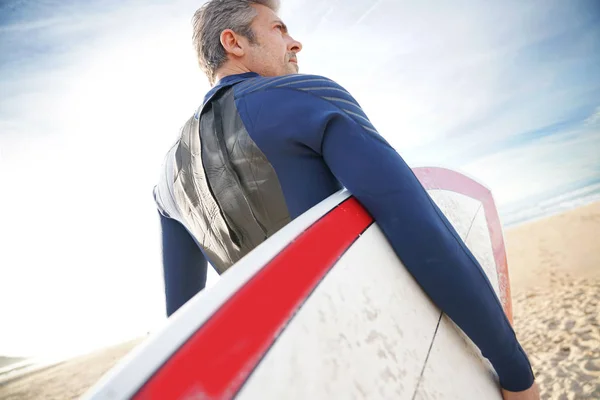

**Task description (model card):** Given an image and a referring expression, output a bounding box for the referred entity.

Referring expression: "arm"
[241,76,534,392]
[158,211,208,317]
[320,110,535,392]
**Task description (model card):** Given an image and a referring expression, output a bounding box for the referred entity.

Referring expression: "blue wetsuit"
[154,72,534,391]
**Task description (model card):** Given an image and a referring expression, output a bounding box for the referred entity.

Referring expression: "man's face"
[244,4,302,76]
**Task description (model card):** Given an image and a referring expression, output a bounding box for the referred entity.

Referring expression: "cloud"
[584,106,600,127]
[456,123,600,204]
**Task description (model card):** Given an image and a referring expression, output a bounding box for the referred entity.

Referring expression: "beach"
[507,201,600,399]
[1,201,599,399]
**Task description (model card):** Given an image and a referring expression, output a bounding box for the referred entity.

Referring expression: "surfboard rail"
[413,167,512,322]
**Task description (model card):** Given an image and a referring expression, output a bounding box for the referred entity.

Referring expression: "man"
[153,0,539,398]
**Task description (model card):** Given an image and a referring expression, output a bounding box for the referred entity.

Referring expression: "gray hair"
[192,0,281,84]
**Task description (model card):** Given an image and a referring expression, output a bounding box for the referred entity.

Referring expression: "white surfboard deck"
[83,166,512,400]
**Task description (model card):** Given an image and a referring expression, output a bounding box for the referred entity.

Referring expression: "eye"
[274,22,288,35]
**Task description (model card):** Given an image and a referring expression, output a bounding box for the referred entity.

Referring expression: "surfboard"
[83,166,511,400]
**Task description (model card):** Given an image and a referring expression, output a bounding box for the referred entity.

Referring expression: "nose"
[288,35,302,53]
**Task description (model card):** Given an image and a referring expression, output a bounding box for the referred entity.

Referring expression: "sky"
[0,0,599,357]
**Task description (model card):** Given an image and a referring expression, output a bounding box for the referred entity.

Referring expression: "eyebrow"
[273,19,288,34]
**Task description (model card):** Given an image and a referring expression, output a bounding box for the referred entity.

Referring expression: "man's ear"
[220,29,245,57]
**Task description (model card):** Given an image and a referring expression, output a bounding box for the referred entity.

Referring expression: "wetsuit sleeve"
[320,111,535,392]
[240,76,534,392]
[158,211,208,317]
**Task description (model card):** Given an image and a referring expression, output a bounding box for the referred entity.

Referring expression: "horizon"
[1,0,599,357]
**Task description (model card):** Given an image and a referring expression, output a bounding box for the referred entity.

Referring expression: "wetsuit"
[153,72,535,391]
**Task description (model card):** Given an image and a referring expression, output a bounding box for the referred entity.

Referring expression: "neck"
[213,61,253,85]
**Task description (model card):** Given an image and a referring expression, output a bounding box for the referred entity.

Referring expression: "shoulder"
[234,74,373,130]
[235,74,359,104]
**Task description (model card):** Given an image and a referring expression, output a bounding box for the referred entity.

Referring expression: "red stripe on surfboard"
[412,167,513,323]
[133,198,373,400]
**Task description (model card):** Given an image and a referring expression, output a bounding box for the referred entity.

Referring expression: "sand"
[0,339,144,400]
[1,202,599,400]
[507,201,600,399]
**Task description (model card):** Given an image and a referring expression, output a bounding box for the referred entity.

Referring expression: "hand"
[501,382,540,400]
